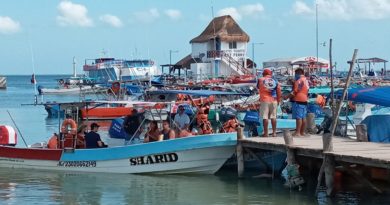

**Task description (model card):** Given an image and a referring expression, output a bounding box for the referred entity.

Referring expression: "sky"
[1,0,390,75]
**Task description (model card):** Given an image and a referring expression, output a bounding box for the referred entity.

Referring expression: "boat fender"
[0,125,17,146]
[61,119,77,135]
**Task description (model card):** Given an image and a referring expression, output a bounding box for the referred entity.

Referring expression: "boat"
[37,76,106,95]
[0,132,236,174]
[0,76,6,89]
[0,101,237,174]
[83,58,159,83]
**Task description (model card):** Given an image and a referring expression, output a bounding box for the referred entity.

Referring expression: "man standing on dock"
[257,69,281,137]
[286,68,309,136]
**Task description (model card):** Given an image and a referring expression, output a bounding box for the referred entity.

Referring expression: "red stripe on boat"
[0,146,62,160]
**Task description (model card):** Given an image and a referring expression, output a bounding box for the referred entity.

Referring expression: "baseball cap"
[263,69,272,76]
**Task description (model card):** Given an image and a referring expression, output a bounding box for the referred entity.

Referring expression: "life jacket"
[47,135,58,149]
[293,75,309,102]
[223,118,239,133]
[316,95,326,108]
[199,120,213,134]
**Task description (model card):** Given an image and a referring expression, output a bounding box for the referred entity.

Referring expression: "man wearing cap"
[257,69,281,137]
[85,123,107,148]
[174,105,190,132]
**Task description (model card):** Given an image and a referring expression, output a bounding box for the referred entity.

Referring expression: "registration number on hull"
[57,161,97,167]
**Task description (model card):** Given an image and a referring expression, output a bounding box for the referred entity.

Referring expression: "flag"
[31,74,36,84]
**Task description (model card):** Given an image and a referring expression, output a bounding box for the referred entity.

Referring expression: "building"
[175,15,254,82]
[263,56,330,75]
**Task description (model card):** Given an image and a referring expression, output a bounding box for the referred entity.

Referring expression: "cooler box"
[0,125,17,146]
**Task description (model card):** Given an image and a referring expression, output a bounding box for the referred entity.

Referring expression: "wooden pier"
[236,128,390,196]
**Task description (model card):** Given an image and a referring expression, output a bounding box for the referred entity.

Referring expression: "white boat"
[0,132,236,174]
[38,84,105,95]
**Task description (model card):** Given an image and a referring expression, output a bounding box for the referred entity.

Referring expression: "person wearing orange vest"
[257,69,281,137]
[288,68,309,136]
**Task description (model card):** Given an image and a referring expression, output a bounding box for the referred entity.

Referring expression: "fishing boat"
[37,76,106,95]
[0,76,6,89]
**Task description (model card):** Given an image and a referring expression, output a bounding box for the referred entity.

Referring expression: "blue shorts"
[292,102,307,119]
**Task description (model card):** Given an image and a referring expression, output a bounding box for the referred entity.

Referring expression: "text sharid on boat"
[130,153,178,166]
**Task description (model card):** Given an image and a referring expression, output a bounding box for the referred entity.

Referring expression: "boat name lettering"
[57,161,97,167]
[129,153,178,166]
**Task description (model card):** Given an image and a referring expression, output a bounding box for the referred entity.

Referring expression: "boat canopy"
[335,86,390,107]
[148,89,250,97]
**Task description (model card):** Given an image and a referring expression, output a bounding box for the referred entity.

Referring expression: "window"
[229,41,237,49]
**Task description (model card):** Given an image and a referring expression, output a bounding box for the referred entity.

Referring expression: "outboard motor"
[0,125,17,146]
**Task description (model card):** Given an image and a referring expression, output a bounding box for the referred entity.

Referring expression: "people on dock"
[162,120,176,140]
[123,109,143,143]
[174,105,190,132]
[285,68,309,137]
[76,124,87,149]
[257,69,281,137]
[144,121,161,143]
[85,123,107,148]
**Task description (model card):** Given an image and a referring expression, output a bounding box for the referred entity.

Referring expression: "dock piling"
[237,127,244,178]
[356,124,368,142]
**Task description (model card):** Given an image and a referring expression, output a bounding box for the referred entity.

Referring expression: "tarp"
[335,86,390,107]
[361,115,390,143]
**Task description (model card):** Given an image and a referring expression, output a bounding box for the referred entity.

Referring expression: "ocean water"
[0,75,389,205]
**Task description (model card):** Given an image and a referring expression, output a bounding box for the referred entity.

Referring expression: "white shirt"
[174,113,190,129]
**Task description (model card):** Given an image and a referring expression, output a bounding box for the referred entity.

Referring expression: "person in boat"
[222,116,240,133]
[144,121,162,143]
[161,120,175,140]
[76,124,87,149]
[47,133,59,149]
[257,69,281,137]
[123,109,143,143]
[85,123,107,148]
[284,68,309,137]
[174,105,190,132]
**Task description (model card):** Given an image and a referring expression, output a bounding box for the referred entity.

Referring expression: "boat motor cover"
[0,125,17,146]
[361,115,390,143]
[109,118,130,140]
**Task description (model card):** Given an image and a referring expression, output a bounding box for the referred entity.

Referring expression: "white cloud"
[100,14,123,28]
[292,1,314,15]
[292,0,390,20]
[133,8,160,23]
[57,1,93,27]
[217,3,265,21]
[164,9,182,20]
[217,7,242,21]
[0,16,21,34]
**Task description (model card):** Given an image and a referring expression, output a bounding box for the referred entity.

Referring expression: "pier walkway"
[240,134,390,169]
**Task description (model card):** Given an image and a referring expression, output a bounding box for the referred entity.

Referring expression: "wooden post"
[237,127,244,178]
[322,133,333,152]
[356,124,368,142]
[306,113,316,134]
[324,155,335,196]
[283,129,293,146]
[283,129,295,165]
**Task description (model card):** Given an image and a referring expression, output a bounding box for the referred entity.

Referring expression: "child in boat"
[144,121,161,143]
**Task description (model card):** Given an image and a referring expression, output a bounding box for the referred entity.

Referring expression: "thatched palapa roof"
[190,15,249,43]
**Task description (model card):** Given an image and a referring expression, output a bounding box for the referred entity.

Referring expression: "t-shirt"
[257,75,281,103]
[85,131,102,148]
[293,75,309,103]
[174,113,190,129]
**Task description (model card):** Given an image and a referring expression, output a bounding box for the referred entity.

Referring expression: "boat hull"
[39,86,106,95]
[0,133,236,174]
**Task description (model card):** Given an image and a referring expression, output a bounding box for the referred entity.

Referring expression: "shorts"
[259,102,278,119]
[292,102,307,119]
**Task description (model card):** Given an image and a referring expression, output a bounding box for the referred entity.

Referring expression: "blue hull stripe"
[60,133,237,161]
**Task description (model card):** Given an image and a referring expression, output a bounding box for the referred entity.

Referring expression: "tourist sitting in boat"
[76,124,87,149]
[222,116,239,133]
[161,120,175,140]
[85,123,107,148]
[47,133,59,149]
[144,121,162,143]
[174,105,190,132]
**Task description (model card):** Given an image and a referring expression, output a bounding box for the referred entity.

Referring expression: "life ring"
[61,118,77,135]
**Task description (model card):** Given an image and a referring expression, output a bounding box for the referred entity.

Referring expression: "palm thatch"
[190,15,249,43]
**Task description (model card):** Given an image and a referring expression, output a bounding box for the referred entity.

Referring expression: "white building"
[175,15,254,81]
